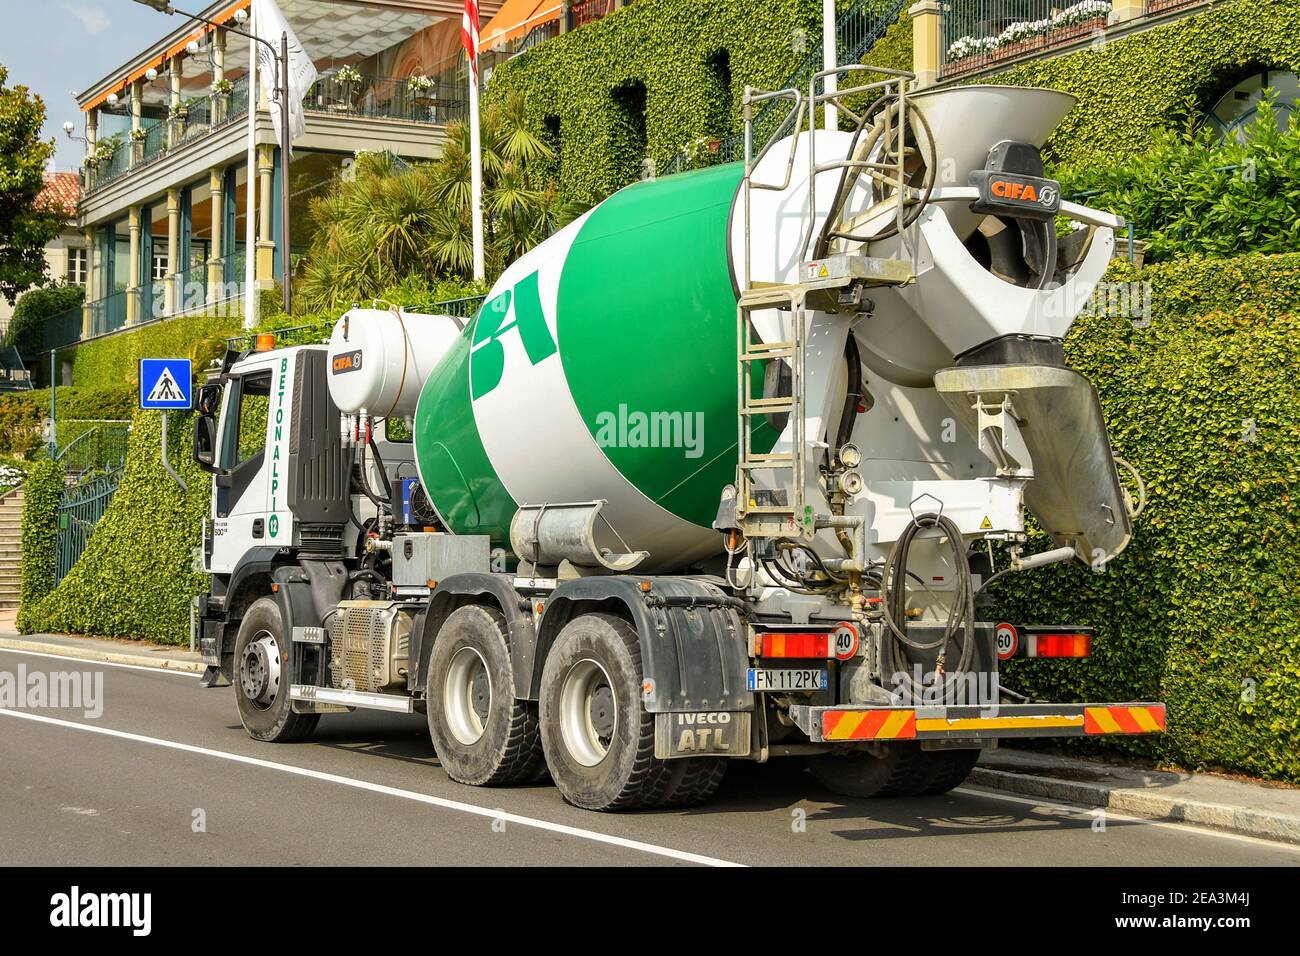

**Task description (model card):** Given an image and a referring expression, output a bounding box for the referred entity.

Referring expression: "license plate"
[747,668,828,692]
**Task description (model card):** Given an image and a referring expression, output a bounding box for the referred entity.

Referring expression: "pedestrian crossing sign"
[139,358,193,410]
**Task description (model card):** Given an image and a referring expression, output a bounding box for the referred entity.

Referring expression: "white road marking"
[0,647,200,678]
[0,708,743,867]
[955,786,1300,853]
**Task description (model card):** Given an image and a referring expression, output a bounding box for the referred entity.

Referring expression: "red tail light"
[1027,633,1092,658]
[756,631,831,658]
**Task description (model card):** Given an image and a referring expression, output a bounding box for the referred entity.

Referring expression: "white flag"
[252,0,317,149]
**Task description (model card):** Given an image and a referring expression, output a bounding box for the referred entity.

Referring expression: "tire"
[234,597,319,743]
[539,613,674,811]
[426,605,544,787]
[661,758,728,808]
[808,745,978,798]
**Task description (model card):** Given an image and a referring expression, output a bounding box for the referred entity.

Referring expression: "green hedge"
[65,311,239,389]
[484,0,820,203]
[22,407,209,644]
[0,384,136,456]
[992,252,1300,781]
[15,457,61,633]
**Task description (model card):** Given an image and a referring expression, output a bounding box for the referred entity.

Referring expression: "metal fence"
[940,0,1113,78]
[54,420,132,479]
[54,469,123,584]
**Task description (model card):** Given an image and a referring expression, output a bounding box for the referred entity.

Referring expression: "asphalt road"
[2,646,1297,867]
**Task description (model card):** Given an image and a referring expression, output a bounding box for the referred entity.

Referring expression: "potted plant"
[334,65,362,110]
[945,35,998,75]
[407,73,434,97]
[210,77,233,96]
[1050,0,1111,44]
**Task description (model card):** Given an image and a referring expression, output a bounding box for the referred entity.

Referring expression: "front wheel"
[539,613,674,811]
[234,597,319,743]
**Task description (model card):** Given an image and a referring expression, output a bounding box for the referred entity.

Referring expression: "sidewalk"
[1,626,1297,845]
[973,748,1300,846]
[0,629,204,674]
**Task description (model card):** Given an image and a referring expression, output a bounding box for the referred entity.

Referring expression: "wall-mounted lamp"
[105,92,119,107]
[145,67,159,82]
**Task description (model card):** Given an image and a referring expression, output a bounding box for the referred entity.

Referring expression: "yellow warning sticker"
[818,264,829,277]
[980,515,993,530]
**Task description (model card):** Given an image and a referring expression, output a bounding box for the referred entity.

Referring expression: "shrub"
[4,282,83,356]
[25,407,208,643]
[15,456,61,633]
[992,253,1300,781]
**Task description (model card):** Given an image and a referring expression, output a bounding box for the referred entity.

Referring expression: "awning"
[478,0,562,53]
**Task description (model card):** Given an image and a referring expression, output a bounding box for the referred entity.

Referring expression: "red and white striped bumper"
[794,702,1166,742]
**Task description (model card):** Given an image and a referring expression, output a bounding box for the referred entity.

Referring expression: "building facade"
[62,0,504,347]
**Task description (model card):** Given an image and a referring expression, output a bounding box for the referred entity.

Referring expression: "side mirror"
[193,414,219,473]
[197,382,222,416]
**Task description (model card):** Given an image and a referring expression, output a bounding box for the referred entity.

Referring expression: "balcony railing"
[82,68,464,197]
[305,70,466,125]
[941,0,1114,79]
[83,77,252,195]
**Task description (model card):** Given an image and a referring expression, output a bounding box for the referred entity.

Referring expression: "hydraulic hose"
[879,513,976,693]
[835,334,863,457]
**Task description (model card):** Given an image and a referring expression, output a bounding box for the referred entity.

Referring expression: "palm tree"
[298,91,585,311]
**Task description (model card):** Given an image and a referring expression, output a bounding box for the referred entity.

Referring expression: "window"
[611,80,648,187]
[153,252,169,282]
[68,247,87,285]
[219,370,272,469]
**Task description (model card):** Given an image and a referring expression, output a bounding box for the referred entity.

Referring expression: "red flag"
[462,0,480,82]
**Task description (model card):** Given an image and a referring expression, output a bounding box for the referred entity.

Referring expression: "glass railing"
[41,306,85,353]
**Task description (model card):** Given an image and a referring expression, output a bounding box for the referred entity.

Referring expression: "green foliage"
[970,0,1300,170]
[15,456,60,633]
[1057,100,1300,261]
[299,94,579,310]
[483,0,821,204]
[0,65,64,305]
[64,311,241,389]
[992,253,1300,781]
[4,282,83,356]
[0,383,135,456]
[24,407,209,643]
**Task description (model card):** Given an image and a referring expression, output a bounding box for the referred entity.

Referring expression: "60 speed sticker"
[994,622,1019,661]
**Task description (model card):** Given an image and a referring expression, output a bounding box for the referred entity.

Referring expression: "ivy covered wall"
[483,0,822,203]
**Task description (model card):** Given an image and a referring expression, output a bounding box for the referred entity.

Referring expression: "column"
[255,144,275,285]
[909,1,943,89]
[84,111,98,190]
[168,54,183,148]
[126,206,142,325]
[129,80,143,168]
[1109,0,1143,24]
[212,29,226,122]
[80,227,94,339]
[165,188,180,315]
[208,167,225,302]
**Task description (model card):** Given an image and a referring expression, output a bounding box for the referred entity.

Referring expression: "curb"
[970,766,1300,847]
[0,636,205,675]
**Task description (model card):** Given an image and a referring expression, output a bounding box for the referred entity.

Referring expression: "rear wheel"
[427,604,543,786]
[539,613,674,811]
[808,744,978,798]
[234,597,319,743]
[661,758,728,807]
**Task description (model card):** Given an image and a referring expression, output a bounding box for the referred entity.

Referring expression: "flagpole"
[243,20,258,330]
[468,58,485,283]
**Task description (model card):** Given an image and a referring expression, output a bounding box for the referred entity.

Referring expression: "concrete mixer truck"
[190,70,1164,811]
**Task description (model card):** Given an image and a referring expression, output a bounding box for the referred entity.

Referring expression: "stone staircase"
[0,488,24,610]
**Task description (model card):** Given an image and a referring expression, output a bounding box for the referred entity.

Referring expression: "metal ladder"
[732,66,918,545]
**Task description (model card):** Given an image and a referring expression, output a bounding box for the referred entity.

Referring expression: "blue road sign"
[139,358,193,410]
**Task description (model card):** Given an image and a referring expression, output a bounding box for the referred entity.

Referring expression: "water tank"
[327,307,462,418]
